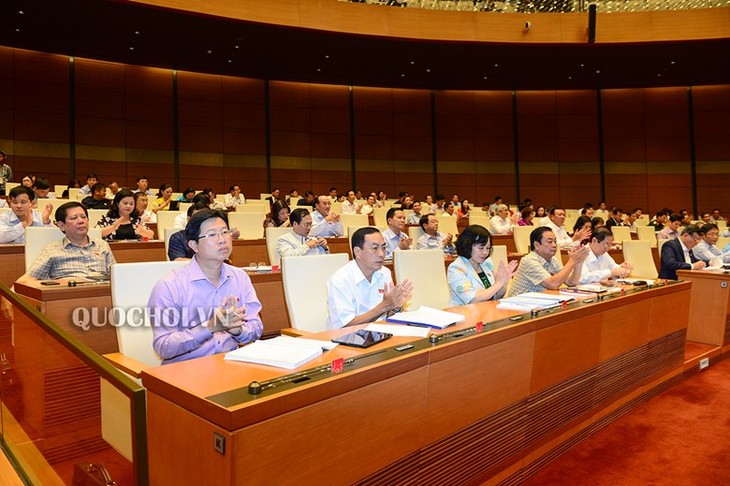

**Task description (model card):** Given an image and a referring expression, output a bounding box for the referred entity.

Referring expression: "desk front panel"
[142,282,691,485]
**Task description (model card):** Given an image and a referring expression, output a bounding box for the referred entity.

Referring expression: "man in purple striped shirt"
[148,209,263,364]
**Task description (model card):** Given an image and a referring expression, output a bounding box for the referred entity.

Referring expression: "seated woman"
[97,189,154,240]
[151,183,174,213]
[517,206,535,226]
[447,225,517,307]
[20,175,34,188]
[572,216,594,245]
[61,178,81,199]
[456,199,471,218]
[264,201,291,232]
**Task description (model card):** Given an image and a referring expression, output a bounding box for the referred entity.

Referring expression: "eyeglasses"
[198,229,232,241]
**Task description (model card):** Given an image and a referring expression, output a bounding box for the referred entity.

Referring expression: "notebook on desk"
[386,306,465,329]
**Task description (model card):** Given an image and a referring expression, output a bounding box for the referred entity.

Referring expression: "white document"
[365,323,430,338]
[224,337,322,370]
[274,335,339,351]
[497,292,573,311]
[385,306,465,329]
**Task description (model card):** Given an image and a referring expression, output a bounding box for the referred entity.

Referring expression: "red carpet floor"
[524,358,730,485]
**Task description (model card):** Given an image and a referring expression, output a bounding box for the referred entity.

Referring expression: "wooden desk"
[677,269,730,346]
[142,282,690,485]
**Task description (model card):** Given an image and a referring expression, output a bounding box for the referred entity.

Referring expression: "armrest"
[103,352,150,378]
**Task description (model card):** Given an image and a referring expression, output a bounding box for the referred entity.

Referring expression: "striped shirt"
[28,237,116,280]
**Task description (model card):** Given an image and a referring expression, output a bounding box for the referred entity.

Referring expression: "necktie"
[688,249,695,262]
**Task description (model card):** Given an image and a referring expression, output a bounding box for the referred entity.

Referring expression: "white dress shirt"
[341,200,358,214]
[0,210,54,243]
[325,260,392,329]
[579,249,620,284]
[277,231,328,258]
[693,239,730,264]
[546,220,578,249]
[488,215,512,235]
[223,193,246,208]
[309,211,344,237]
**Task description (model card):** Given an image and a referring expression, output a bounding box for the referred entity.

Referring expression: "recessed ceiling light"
[410,61,415,65]
[134,31,140,35]
[234,45,240,49]
[595,70,600,74]
[207,49,213,54]
[129,47,134,51]
[18,10,24,14]
[494,63,499,67]
[426,68,431,73]
[325,55,330,59]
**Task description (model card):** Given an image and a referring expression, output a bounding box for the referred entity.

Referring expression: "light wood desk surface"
[142,281,690,485]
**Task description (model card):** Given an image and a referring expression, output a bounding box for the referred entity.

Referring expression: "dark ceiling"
[1,0,729,90]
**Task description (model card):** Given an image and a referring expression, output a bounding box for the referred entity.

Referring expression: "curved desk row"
[141,281,690,484]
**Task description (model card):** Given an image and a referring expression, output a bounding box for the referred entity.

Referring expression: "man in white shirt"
[693,223,729,264]
[341,190,361,214]
[309,195,344,237]
[382,208,412,258]
[0,186,54,243]
[488,196,503,216]
[406,201,424,225]
[657,214,682,240]
[579,228,634,284]
[132,176,155,197]
[277,208,329,258]
[223,185,246,209]
[624,208,640,233]
[360,194,376,216]
[417,214,454,254]
[711,208,725,223]
[488,204,512,235]
[546,207,590,249]
[78,173,98,196]
[326,227,413,329]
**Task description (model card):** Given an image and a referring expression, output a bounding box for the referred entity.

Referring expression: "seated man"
[78,173,98,196]
[341,190,361,214]
[223,184,246,209]
[0,186,54,244]
[17,202,116,282]
[657,214,682,240]
[108,181,121,197]
[382,207,412,258]
[326,227,413,329]
[406,200,424,224]
[148,209,263,364]
[507,226,589,297]
[488,204,512,235]
[417,214,454,254]
[649,210,668,231]
[32,177,55,202]
[133,176,156,197]
[168,203,209,261]
[658,224,708,280]
[309,195,344,238]
[297,190,316,208]
[360,194,376,216]
[545,207,590,249]
[579,228,634,284]
[604,207,624,229]
[277,208,329,258]
[692,223,730,264]
[81,182,111,210]
[624,208,640,233]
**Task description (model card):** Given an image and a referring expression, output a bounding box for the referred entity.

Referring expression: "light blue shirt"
[0,209,53,243]
[309,210,344,238]
[447,256,497,307]
[382,227,409,259]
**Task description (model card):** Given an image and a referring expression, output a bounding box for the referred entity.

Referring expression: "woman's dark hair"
[107,189,139,219]
[455,225,492,259]
[573,216,593,233]
[520,207,535,219]
[157,183,172,198]
[270,201,290,226]
[185,209,229,242]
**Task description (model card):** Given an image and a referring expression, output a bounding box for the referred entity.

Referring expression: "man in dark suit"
[659,224,708,280]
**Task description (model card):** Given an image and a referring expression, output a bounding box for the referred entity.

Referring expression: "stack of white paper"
[224,337,323,370]
[497,292,573,311]
[386,306,465,329]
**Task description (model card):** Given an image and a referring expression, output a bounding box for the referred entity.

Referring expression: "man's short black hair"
[86,173,98,180]
[386,207,402,221]
[91,182,106,193]
[186,201,209,217]
[591,227,612,243]
[229,184,239,192]
[33,178,51,190]
[9,186,34,200]
[700,223,719,235]
[548,206,565,216]
[185,209,229,242]
[455,225,492,259]
[681,224,702,236]
[351,227,381,253]
[136,176,148,182]
[289,208,310,225]
[419,214,432,231]
[668,214,682,223]
[56,201,87,223]
[191,192,211,206]
[530,226,554,252]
